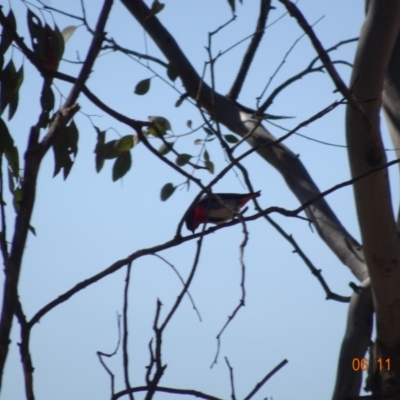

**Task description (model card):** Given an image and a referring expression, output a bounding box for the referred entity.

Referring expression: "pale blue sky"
[2,1,395,400]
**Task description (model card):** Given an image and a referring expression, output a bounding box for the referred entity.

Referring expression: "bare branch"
[243,359,289,400]
[228,0,272,100]
[225,357,236,400]
[112,385,224,400]
[122,262,134,400]
[97,314,122,397]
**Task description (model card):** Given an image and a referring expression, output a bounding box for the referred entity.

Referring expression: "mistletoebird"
[185,191,261,233]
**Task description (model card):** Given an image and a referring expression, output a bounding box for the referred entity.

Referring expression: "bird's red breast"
[185,191,261,233]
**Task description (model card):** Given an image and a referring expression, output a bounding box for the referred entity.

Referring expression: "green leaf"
[112,151,132,181]
[158,142,173,156]
[52,120,79,179]
[0,61,24,120]
[176,153,192,166]
[40,81,55,112]
[0,117,19,177]
[102,140,121,159]
[203,150,210,162]
[205,160,214,174]
[134,78,151,95]
[27,9,44,57]
[203,127,214,136]
[194,139,202,145]
[8,65,24,121]
[160,182,175,201]
[38,79,55,127]
[0,10,17,53]
[28,225,37,236]
[148,116,171,133]
[167,62,178,82]
[61,25,78,43]
[149,0,165,17]
[186,120,192,129]
[224,134,239,144]
[115,135,134,152]
[94,127,106,172]
[175,97,184,107]
[227,0,235,12]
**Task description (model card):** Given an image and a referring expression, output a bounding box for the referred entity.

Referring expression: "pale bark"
[332,279,373,399]
[346,0,400,394]
[382,22,400,231]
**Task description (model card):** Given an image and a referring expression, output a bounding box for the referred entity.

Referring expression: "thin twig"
[257,15,324,107]
[122,262,134,400]
[151,254,202,322]
[97,314,122,397]
[225,357,236,400]
[243,359,289,400]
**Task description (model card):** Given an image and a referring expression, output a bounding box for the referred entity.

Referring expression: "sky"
[1,0,397,400]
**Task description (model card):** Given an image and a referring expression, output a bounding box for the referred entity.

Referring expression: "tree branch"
[332,279,373,400]
[227,0,272,100]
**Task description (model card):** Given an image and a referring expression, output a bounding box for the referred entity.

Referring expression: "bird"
[185,191,261,233]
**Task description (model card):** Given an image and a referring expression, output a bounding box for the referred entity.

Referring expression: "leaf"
[28,225,37,236]
[27,9,44,56]
[227,0,235,12]
[0,61,24,120]
[8,65,24,121]
[61,25,78,43]
[167,62,178,81]
[94,127,106,172]
[0,10,17,53]
[102,140,120,159]
[194,139,202,145]
[0,117,19,177]
[149,0,165,17]
[203,150,210,162]
[112,151,132,181]
[158,142,173,155]
[186,120,192,129]
[224,134,239,144]
[52,120,79,179]
[176,153,192,166]
[134,78,151,95]
[160,183,175,201]
[205,160,214,174]
[175,97,183,108]
[203,127,214,136]
[148,116,171,135]
[38,81,55,128]
[115,135,134,152]
[40,81,55,112]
